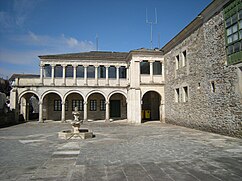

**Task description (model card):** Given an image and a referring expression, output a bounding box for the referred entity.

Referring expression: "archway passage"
[65,93,84,120]
[142,91,161,122]
[109,93,127,120]
[19,93,39,121]
[87,93,106,120]
[42,93,62,121]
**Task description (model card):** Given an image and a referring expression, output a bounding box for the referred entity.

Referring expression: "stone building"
[10,0,242,137]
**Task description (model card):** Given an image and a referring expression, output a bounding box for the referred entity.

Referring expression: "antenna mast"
[146,8,157,49]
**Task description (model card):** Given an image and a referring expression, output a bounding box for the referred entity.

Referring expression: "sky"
[0,0,212,79]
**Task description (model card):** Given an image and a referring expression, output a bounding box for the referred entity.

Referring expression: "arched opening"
[42,93,62,121]
[87,93,106,120]
[65,93,84,120]
[109,93,127,120]
[142,91,161,122]
[19,92,39,121]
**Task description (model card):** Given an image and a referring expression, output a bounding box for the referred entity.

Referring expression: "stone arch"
[41,90,63,121]
[18,90,40,121]
[63,90,85,102]
[64,90,85,120]
[107,90,127,101]
[41,90,63,102]
[85,90,107,102]
[141,90,162,100]
[141,90,162,122]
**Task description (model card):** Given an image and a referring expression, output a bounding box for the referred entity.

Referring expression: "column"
[149,61,154,83]
[95,65,98,86]
[62,65,66,86]
[40,65,44,85]
[73,65,77,86]
[84,101,88,121]
[61,101,66,123]
[84,65,88,85]
[51,64,55,86]
[38,101,43,123]
[105,101,110,122]
[105,65,109,86]
[116,66,120,86]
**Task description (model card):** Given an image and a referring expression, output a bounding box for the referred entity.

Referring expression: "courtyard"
[0,120,241,181]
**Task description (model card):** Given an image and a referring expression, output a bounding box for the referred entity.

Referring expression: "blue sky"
[0,0,211,78]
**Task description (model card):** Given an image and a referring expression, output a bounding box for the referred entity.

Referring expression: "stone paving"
[0,120,241,181]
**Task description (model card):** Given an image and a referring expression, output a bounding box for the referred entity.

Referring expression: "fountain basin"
[58,128,93,139]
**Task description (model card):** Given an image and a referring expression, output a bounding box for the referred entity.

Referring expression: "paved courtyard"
[0,120,241,181]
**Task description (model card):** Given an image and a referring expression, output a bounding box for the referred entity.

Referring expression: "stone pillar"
[84,65,88,86]
[40,65,44,85]
[62,65,66,86]
[61,101,66,123]
[38,101,43,123]
[116,66,120,86]
[84,101,88,121]
[73,65,77,86]
[105,101,110,122]
[51,64,55,86]
[95,65,98,86]
[105,65,109,86]
[149,61,154,83]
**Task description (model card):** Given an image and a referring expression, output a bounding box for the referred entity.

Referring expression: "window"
[54,65,62,78]
[54,100,61,111]
[224,0,242,65]
[109,66,116,78]
[87,65,95,78]
[90,100,97,111]
[182,50,187,67]
[175,88,180,103]
[140,60,150,74]
[119,66,127,78]
[77,65,84,78]
[211,81,216,93]
[44,64,51,77]
[153,61,162,75]
[182,86,188,102]
[72,100,83,111]
[100,100,106,111]
[98,65,106,78]
[175,55,180,70]
[66,65,73,78]
[65,100,68,111]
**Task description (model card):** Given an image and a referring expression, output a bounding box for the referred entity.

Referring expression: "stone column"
[84,65,88,86]
[95,65,98,86]
[149,61,154,83]
[61,101,66,123]
[116,66,120,86]
[51,64,55,86]
[73,65,77,86]
[62,65,66,86]
[105,65,109,86]
[105,101,110,122]
[84,101,88,121]
[40,65,44,85]
[38,101,43,123]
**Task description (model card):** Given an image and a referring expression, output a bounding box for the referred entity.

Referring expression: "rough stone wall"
[164,12,242,138]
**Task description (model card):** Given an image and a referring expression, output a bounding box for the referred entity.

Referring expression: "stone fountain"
[58,107,93,139]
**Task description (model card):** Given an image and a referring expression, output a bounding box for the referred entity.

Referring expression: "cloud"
[0,0,41,31]
[13,31,96,53]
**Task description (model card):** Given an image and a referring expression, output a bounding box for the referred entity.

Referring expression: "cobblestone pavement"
[0,120,241,181]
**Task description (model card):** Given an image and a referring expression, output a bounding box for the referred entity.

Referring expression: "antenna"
[146,8,158,49]
[96,33,99,51]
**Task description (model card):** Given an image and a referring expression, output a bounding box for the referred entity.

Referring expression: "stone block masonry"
[164,11,242,138]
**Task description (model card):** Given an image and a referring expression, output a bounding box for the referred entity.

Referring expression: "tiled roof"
[39,51,129,61]
[9,74,40,81]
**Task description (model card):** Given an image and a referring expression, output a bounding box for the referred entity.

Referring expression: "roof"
[161,0,230,54]
[9,74,40,81]
[39,51,129,61]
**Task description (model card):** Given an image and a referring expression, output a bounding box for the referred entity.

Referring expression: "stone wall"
[164,11,242,138]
